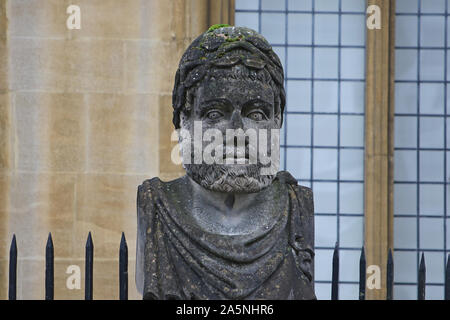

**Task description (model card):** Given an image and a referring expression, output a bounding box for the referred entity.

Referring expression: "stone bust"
[136,25,316,300]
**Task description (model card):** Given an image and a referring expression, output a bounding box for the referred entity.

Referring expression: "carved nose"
[230,110,244,129]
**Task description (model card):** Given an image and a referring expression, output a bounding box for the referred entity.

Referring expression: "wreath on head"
[172,25,286,129]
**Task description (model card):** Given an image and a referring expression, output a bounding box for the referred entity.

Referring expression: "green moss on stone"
[226,36,241,42]
[207,24,231,32]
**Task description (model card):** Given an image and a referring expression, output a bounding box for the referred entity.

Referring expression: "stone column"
[364,0,396,300]
[0,0,234,300]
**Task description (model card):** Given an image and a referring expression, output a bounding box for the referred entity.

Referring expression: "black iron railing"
[8,232,128,300]
[8,235,16,300]
[331,246,449,300]
[6,234,450,300]
[386,249,394,300]
[45,234,53,300]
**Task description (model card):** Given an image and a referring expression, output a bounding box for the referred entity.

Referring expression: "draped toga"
[135,171,316,300]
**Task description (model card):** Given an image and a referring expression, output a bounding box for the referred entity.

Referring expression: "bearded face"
[179,65,281,193]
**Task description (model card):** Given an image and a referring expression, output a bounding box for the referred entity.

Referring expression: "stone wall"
[0,0,234,300]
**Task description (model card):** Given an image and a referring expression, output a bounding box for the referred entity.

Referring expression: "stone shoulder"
[137,177,162,209]
[294,185,314,218]
[137,176,188,209]
[277,171,314,216]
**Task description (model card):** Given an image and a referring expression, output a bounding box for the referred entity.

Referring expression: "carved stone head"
[172,25,286,193]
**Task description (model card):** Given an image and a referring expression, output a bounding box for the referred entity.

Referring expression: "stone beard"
[136,26,316,300]
[184,161,275,193]
[179,64,278,194]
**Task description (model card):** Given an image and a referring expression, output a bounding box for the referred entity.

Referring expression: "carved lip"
[222,148,250,160]
[223,156,248,161]
[223,157,250,164]
[223,149,250,163]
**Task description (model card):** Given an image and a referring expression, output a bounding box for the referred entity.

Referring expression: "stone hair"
[172,25,286,129]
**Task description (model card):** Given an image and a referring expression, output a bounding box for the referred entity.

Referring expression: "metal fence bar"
[5,232,449,300]
[418,253,426,300]
[446,254,450,300]
[8,235,17,301]
[85,232,94,300]
[45,233,54,300]
[119,232,128,300]
[386,249,394,300]
[331,242,339,300]
[359,246,366,300]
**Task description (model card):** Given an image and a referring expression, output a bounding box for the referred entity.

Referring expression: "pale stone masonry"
[0,0,234,299]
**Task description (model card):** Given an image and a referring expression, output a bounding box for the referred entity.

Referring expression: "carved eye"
[247,111,265,121]
[206,110,223,120]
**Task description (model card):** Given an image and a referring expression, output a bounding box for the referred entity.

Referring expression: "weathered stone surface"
[0,94,11,171]
[86,93,158,174]
[73,173,145,259]
[9,38,124,93]
[136,27,315,300]
[0,258,7,299]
